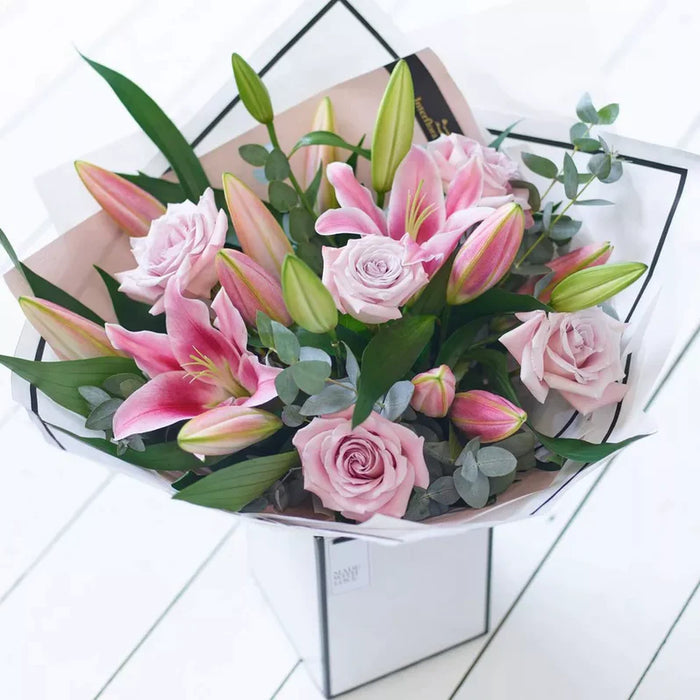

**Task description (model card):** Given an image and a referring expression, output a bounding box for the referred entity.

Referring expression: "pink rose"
[499,308,628,415]
[426,134,532,224]
[321,235,429,324]
[116,188,227,314]
[292,409,429,522]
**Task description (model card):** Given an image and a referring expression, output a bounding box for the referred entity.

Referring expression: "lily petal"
[105,324,179,378]
[326,162,386,234]
[112,370,228,439]
[387,146,445,243]
[444,157,484,217]
[211,288,249,355]
[315,207,385,237]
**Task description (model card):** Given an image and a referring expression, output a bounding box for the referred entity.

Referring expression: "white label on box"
[329,539,370,595]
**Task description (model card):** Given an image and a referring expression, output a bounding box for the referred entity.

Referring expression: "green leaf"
[290,360,331,395]
[94,267,165,332]
[78,385,111,408]
[532,428,648,463]
[563,153,578,200]
[52,425,205,470]
[256,312,274,349]
[427,476,460,505]
[0,355,139,416]
[173,451,300,511]
[409,251,456,316]
[289,130,371,159]
[488,120,522,151]
[569,122,589,142]
[453,466,490,508]
[102,373,146,398]
[597,103,619,125]
[600,159,623,184]
[268,181,298,212]
[477,446,517,477]
[264,149,291,181]
[118,172,186,204]
[464,348,521,407]
[304,164,323,206]
[300,382,355,416]
[576,93,599,124]
[274,367,299,405]
[549,216,582,240]
[588,153,612,180]
[521,152,558,179]
[573,137,601,153]
[85,398,123,431]
[288,206,316,243]
[0,226,23,278]
[239,144,270,166]
[509,179,541,212]
[437,320,484,368]
[81,53,209,201]
[451,288,550,325]
[345,134,367,172]
[271,321,300,364]
[353,315,435,427]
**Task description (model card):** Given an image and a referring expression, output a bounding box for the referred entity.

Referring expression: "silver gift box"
[247,523,492,697]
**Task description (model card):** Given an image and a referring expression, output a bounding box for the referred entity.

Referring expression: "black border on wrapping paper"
[20,3,686,695]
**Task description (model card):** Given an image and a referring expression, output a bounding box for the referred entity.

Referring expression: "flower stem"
[376,190,386,208]
[266,123,316,216]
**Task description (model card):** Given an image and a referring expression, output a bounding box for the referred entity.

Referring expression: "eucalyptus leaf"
[404,488,431,521]
[477,446,517,477]
[281,404,305,427]
[563,153,578,200]
[102,373,146,399]
[453,467,490,508]
[380,380,414,421]
[271,321,300,364]
[78,385,111,409]
[428,476,460,505]
[488,470,516,497]
[521,152,559,179]
[290,361,331,395]
[85,398,123,431]
[299,346,332,366]
[549,217,582,240]
[543,201,553,231]
[588,153,612,180]
[597,103,619,125]
[256,312,274,349]
[268,181,298,212]
[343,342,360,387]
[600,160,623,184]
[239,144,270,166]
[300,382,355,416]
[264,149,291,181]
[569,122,589,141]
[497,431,535,457]
[576,92,599,124]
[573,137,601,153]
[456,436,481,465]
[573,199,614,206]
[459,450,479,482]
[509,179,541,212]
[275,367,299,405]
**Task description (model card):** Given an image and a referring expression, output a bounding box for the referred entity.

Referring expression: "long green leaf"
[532,428,648,463]
[118,172,186,204]
[410,251,456,316]
[437,320,485,368]
[94,266,165,333]
[1,227,104,325]
[51,426,203,471]
[451,289,550,326]
[81,54,210,201]
[289,131,371,159]
[0,355,138,416]
[488,120,522,151]
[353,315,435,427]
[173,451,300,511]
[464,348,521,406]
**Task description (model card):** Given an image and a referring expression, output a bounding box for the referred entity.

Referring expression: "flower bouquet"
[1,50,652,532]
[2,7,696,688]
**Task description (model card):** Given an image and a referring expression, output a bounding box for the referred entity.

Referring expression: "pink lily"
[315,146,492,275]
[105,282,280,440]
[75,161,165,237]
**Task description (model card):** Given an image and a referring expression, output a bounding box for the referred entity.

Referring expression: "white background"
[0,1,699,698]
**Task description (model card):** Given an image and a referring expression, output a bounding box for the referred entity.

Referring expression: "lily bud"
[178,406,282,456]
[371,59,415,195]
[216,249,292,327]
[281,254,338,334]
[75,161,165,237]
[19,296,124,361]
[451,390,527,443]
[231,53,273,124]
[222,173,293,277]
[304,97,337,212]
[538,242,613,302]
[410,364,456,418]
[447,203,525,305]
[549,261,647,311]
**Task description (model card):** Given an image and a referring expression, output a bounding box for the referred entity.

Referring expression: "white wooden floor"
[1,1,699,698]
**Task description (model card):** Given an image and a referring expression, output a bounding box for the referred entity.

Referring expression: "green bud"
[281,254,338,334]
[549,261,647,311]
[371,59,415,195]
[231,53,273,124]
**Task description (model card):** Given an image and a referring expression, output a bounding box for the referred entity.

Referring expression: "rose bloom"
[499,308,628,414]
[426,134,532,222]
[292,409,429,522]
[116,188,227,314]
[321,235,429,324]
